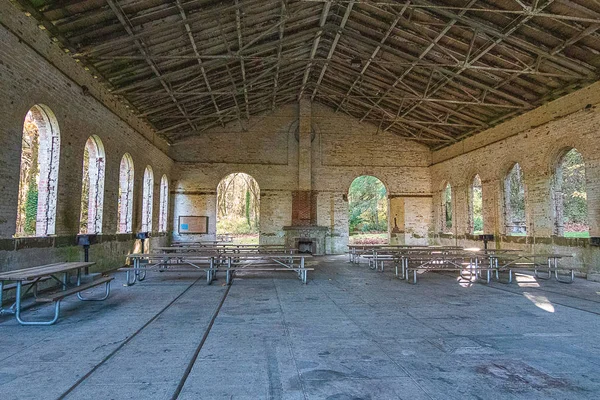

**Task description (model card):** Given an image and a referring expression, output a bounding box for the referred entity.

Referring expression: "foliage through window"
[554,149,588,237]
[505,163,526,235]
[117,154,134,233]
[79,136,105,234]
[216,173,260,238]
[15,105,60,237]
[159,175,169,233]
[443,183,452,233]
[141,166,154,232]
[470,175,483,235]
[348,176,388,244]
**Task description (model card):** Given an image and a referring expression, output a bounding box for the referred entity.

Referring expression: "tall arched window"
[141,166,154,232]
[554,148,588,237]
[159,175,169,233]
[15,105,60,237]
[470,175,483,235]
[442,183,453,233]
[347,175,388,244]
[505,163,526,235]
[79,135,105,234]
[118,153,134,233]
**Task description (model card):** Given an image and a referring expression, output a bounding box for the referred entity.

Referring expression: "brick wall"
[430,82,600,276]
[171,103,433,253]
[0,5,174,272]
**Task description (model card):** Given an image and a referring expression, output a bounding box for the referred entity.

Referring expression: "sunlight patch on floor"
[523,292,555,313]
[515,273,540,288]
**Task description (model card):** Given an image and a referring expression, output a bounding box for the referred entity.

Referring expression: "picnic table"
[489,253,576,283]
[123,252,313,285]
[124,252,218,285]
[0,262,113,325]
[347,244,462,264]
[154,245,296,255]
[390,249,575,284]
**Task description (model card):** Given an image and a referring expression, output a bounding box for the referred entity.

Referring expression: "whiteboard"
[178,216,208,234]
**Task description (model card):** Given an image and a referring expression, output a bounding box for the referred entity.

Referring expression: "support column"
[389,196,405,245]
[298,99,312,191]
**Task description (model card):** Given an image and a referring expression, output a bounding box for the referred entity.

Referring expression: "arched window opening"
[443,183,453,233]
[505,163,526,235]
[470,175,483,235]
[348,176,388,244]
[79,135,105,234]
[554,149,588,237]
[15,105,60,237]
[118,154,134,233]
[216,173,260,244]
[141,166,154,232]
[159,175,169,233]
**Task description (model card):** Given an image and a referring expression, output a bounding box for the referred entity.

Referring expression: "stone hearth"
[283,225,327,255]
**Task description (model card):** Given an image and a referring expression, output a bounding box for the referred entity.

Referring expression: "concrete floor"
[1,255,599,400]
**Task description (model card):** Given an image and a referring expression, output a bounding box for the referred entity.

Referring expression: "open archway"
[348,176,388,245]
[216,173,260,244]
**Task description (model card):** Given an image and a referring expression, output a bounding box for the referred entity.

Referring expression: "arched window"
[15,105,60,237]
[141,166,154,232]
[216,173,260,243]
[554,149,588,237]
[79,135,105,234]
[347,176,388,244]
[118,154,134,233]
[443,183,452,233]
[470,175,483,235]
[159,175,169,233]
[505,163,526,235]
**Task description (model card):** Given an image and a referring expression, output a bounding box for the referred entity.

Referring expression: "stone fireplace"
[283,100,328,255]
[284,225,327,255]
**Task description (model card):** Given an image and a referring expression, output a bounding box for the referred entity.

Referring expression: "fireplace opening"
[297,240,313,254]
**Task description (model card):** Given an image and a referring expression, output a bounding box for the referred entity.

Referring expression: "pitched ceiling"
[17,0,600,147]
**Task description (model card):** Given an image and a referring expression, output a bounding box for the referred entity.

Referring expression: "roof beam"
[105,0,197,133]
[235,0,251,120]
[384,0,558,133]
[298,1,331,99]
[175,0,224,127]
[360,0,479,122]
[310,1,355,100]
[272,0,287,109]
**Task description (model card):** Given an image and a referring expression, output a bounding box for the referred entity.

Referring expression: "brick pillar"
[291,100,316,226]
[298,99,312,191]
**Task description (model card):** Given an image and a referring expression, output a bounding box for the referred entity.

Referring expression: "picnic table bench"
[0,262,113,325]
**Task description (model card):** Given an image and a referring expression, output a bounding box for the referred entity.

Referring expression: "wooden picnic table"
[0,262,113,325]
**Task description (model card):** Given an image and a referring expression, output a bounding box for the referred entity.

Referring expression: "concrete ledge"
[587,273,600,282]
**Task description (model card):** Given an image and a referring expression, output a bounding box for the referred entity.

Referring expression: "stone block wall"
[171,103,433,253]
[0,5,173,273]
[430,81,600,275]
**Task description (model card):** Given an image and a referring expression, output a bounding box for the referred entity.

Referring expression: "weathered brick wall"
[430,82,600,276]
[171,103,433,253]
[0,6,174,272]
